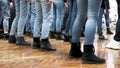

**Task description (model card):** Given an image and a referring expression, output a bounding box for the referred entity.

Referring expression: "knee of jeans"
[3,16,10,20]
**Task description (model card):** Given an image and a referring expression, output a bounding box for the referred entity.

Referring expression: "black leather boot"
[49,31,56,39]
[32,37,40,49]
[114,32,120,41]
[8,35,16,43]
[82,45,105,64]
[3,33,9,40]
[56,32,63,40]
[63,35,70,42]
[40,38,56,51]
[0,30,3,39]
[69,42,83,58]
[16,37,31,46]
[107,28,113,34]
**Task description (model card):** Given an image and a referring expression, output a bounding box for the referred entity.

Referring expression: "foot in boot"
[107,31,113,34]
[107,28,113,34]
[69,42,83,58]
[16,37,31,46]
[8,35,16,43]
[82,45,105,64]
[99,35,108,40]
[114,32,120,41]
[49,31,56,39]
[56,32,63,40]
[3,33,9,40]
[63,35,70,42]
[32,37,41,49]
[32,43,41,49]
[40,39,56,51]
[0,33,3,39]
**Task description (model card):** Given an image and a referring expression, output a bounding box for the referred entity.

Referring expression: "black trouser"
[114,0,120,41]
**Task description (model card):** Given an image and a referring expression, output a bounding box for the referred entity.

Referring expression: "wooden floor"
[0,32,120,68]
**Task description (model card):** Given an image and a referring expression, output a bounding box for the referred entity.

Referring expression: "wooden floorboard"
[0,32,120,68]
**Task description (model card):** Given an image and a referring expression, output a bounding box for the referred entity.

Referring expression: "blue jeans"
[72,0,102,45]
[0,0,10,31]
[25,2,36,33]
[114,0,120,41]
[97,8,110,36]
[0,2,2,23]
[49,0,64,32]
[34,0,52,39]
[64,0,77,36]
[30,3,36,33]
[25,2,31,32]
[10,0,28,37]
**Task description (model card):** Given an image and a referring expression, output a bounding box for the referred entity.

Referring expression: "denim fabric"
[10,0,28,37]
[25,2,36,33]
[17,0,28,37]
[114,0,120,41]
[10,0,20,36]
[97,7,110,36]
[0,0,10,30]
[64,0,77,36]
[30,3,36,33]
[97,8,104,36]
[25,2,31,32]
[0,1,2,23]
[72,0,102,45]
[41,0,52,39]
[33,0,42,37]
[49,0,64,32]
[104,7,110,28]
[34,0,52,39]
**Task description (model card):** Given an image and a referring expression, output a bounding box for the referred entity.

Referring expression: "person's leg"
[9,0,20,43]
[69,0,77,36]
[0,1,4,38]
[106,0,120,50]
[70,0,87,58]
[105,8,113,34]
[25,2,31,36]
[16,0,30,46]
[97,8,107,40]
[32,0,42,49]
[49,3,56,39]
[30,3,36,34]
[83,0,105,64]
[9,0,15,31]
[63,0,72,41]
[2,0,10,39]
[114,0,120,41]
[53,0,64,40]
[40,0,56,51]
[0,1,2,24]
[97,8,103,36]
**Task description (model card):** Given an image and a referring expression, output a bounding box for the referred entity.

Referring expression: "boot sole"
[69,55,82,58]
[8,41,16,44]
[32,46,40,49]
[16,44,31,46]
[82,60,105,64]
[40,48,56,52]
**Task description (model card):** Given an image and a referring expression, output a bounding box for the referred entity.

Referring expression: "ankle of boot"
[33,37,40,42]
[71,42,81,47]
[41,38,48,42]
